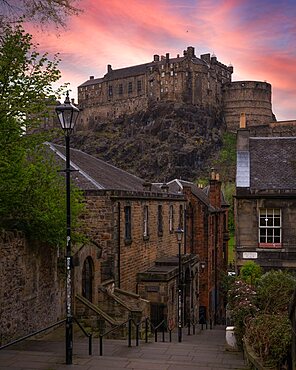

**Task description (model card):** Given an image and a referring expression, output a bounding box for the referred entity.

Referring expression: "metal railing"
[0,319,66,351]
[99,317,173,356]
[0,318,93,356]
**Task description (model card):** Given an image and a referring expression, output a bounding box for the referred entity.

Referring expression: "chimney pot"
[107,64,112,73]
[90,76,94,80]
[153,54,160,62]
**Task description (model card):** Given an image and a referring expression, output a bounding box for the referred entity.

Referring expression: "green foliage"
[221,181,235,232]
[240,261,263,286]
[245,314,292,368]
[0,23,83,246]
[228,270,295,366]
[228,280,258,348]
[256,270,296,313]
[214,132,236,182]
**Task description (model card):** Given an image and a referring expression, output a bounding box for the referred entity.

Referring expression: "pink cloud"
[25,0,296,120]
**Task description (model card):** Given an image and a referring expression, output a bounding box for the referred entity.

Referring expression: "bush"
[256,270,296,313]
[245,313,292,368]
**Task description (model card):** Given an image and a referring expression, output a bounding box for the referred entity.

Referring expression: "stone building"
[154,175,229,325]
[235,119,296,271]
[47,143,200,330]
[77,46,274,132]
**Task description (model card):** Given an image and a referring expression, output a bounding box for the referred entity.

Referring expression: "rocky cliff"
[69,102,226,182]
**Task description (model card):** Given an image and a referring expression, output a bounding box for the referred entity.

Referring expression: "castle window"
[165,87,168,92]
[175,72,177,76]
[150,81,153,87]
[124,206,132,241]
[158,205,163,236]
[161,65,164,70]
[165,80,168,85]
[185,72,188,76]
[259,208,282,248]
[137,80,142,92]
[169,205,174,233]
[98,83,101,88]
[128,82,133,94]
[108,85,113,96]
[143,205,149,238]
[170,71,174,76]
[160,88,164,93]
[118,84,123,95]
[170,63,174,68]
[161,72,165,77]
[160,81,163,85]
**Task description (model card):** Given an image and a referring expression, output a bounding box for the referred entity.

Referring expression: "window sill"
[143,236,150,241]
[158,232,163,237]
[258,243,282,249]
[124,239,132,246]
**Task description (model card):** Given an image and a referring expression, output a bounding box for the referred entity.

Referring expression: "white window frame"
[143,205,149,238]
[259,208,282,248]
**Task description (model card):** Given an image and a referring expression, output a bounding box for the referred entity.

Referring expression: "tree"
[0,0,81,27]
[0,23,83,246]
[239,261,262,286]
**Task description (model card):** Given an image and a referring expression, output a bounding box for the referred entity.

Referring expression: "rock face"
[70,102,226,182]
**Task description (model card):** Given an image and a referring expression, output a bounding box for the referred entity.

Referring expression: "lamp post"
[55,91,80,365]
[175,227,184,343]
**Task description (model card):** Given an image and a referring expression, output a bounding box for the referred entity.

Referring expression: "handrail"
[73,317,93,355]
[0,319,66,351]
[145,317,172,344]
[99,319,129,356]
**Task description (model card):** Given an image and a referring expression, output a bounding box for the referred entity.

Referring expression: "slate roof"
[249,137,296,190]
[78,55,205,87]
[46,142,159,192]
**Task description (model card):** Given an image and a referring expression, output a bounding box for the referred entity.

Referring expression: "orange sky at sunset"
[27,0,296,121]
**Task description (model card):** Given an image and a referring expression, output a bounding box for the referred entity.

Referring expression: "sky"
[27,0,296,121]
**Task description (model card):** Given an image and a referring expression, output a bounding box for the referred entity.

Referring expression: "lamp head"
[55,91,80,134]
[175,227,184,242]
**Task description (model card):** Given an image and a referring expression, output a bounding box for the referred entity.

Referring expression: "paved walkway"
[0,326,248,370]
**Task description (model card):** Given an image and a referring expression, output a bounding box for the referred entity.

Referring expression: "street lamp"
[55,91,79,365]
[175,227,184,343]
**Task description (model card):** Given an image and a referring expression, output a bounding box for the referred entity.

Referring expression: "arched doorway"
[82,257,94,302]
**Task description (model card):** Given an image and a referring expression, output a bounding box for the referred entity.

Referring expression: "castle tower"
[222,81,274,131]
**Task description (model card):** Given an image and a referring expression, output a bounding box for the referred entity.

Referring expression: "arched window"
[82,257,94,302]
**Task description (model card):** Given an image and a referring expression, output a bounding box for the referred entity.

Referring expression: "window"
[169,205,174,232]
[108,85,113,96]
[143,205,149,238]
[158,205,163,235]
[259,208,281,247]
[118,84,123,95]
[128,82,132,93]
[170,71,174,76]
[179,205,183,229]
[124,206,132,241]
[137,80,142,92]
[161,72,165,77]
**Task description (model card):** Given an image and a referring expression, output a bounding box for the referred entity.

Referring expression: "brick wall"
[0,231,64,345]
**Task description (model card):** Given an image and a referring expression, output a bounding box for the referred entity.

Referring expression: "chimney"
[161,55,165,61]
[143,182,152,191]
[107,64,112,73]
[166,53,170,63]
[200,53,210,64]
[227,63,234,74]
[240,112,246,129]
[187,46,195,58]
[209,168,221,208]
[177,54,180,58]
[89,76,94,80]
[153,54,160,62]
[71,98,75,104]
[236,118,250,188]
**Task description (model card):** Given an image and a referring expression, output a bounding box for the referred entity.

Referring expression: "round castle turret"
[222,81,274,131]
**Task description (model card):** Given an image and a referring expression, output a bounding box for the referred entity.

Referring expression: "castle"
[78,46,274,131]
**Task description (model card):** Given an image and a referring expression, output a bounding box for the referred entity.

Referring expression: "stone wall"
[0,231,64,345]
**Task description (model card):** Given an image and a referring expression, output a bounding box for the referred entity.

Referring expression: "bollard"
[99,335,103,356]
[88,334,92,355]
[136,324,139,347]
[155,328,158,343]
[162,326,165,342]
[128,319,132,347]
[145,318,148,343]
[169,329,172,342]
[188,320,191,335]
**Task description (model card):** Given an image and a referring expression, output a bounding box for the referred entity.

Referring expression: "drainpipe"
[214,212,218,325]
[118,202,121,289]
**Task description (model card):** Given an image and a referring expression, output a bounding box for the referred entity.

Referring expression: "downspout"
[117,202,121,289]
[184,205,187,254]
